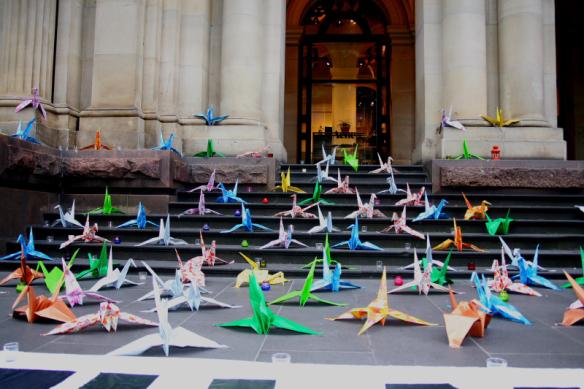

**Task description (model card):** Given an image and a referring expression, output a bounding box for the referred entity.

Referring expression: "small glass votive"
[362,226,367,233]
[300,160,305,164]
[486,358,507,368]
[450,228,455,234]
[108,221,113,227]
[4,342,19,362]
[47,236,54,242]
[302,168,306,173]
[43,220,50,227]
[74,145,78,153]
[468,263,476,270]
[316,243,323,250]
[272,353,291,363]
[118,145,122,151]
[405,243,411,250]
[258,258,266,268]
[247,187,253,193]
[139,272,147,281]
[374,199,381,206]
[195,239,201,246]
[268,153,273,158]
[376,261,383,270]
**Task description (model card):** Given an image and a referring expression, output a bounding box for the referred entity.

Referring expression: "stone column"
[498,0,548,126]
[442,0,487,126]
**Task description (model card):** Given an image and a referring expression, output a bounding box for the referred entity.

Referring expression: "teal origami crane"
[193,139,225,157]
[76,242,119,279]
[115,203,159,229]
[510,246,561,290]
[413,192,449,222]
[561,247,584,289]
[310,249,364,292]
[84,187,125,215]
[485,209,514,235]
[297,181,335,205]
[216,179,247,203]
[10,118,41,144]
[453,140,484,160]
[332,217,384,251]
[343,145,359,171]
[221,203,272,233]
[193,105,228,125]
[1,230,53,261]
[150,131,183,158]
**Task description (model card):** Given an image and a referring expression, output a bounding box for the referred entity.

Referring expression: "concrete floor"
[1,270,583,369]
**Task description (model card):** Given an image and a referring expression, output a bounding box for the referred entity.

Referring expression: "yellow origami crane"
[462,192,491,220]
[234,253,289,288]
[266,167,306,193]
[481,108,521,127]
[433,218,486,252]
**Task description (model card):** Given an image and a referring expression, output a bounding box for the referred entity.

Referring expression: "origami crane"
[401,236,457,271]
[87,251,143,292]
[487,249,541,297]
[188,170,220,193]
[316,145,338,166]
[561,247,584,289]
[343,146,359,171]
[52,200,84,228]
[310,248,364,292]
[144,281,240,312]
[180,190,224,217]
[59,216,110,249]
[176,249,205,287]
[369,154,400,174]
[412,192,449,222]
[36,250,78,294]
[473,272,533,325]
[444,286,492,348]
[345,189,386,219]
[275,194,318,218]
[236,144,270,158]
[499,237,551,272]
[327,268,437,334]
[395,184,426,206]
[259,218,309,250]
[440,106,465,131]
[193,139,225,157]
[433,218,485,252]
[221,203,272,233]
[576,205,584,213]
[268,262,346,306]
[298,181,335,205]
[0,244,45,288]
[309,161,338,184]
[377,170,406,195]
[216,179,247,203]
[136,262,195,302]
[150,131,183,157]
[135,215,188,246]
[453,139,484,160]
[558,271,584,326]
[430,249,456,286]
[462,193,490,220]
[76,242,118,280]
[1,230,53,261]
[79,129,114,150]
[15,88,47,121]
[481,108,521,127]
[266,167,306,194]
[510,247,561,290]
[193,105,228,125]
[190,230,233,266]
[115,202,159,229]
[325,169,356,194]
[332,217,384,251]
[485,209,514,235]
[10,118,41,144]
[84,187,124,215]
[216,273,322,335]
[299,233,355,270]
[235,253,289,288]
[58,257,120,307]
[379,206,425,239]
[43,302,157,336]
[307,204,341,234]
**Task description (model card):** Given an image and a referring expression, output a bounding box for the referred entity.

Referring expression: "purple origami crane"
[15,88,47,121]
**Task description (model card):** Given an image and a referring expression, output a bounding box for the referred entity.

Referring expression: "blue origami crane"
[310,246,364,292]
[10,118,41,144]
[193,105,228,125]
[510,246,561,290]
[499,237,553,272]
[150,131,183,158]
[413,192,449,222]
[221,203,272,233]
[473,272,533,325]
[1,229,53,261]
[331,217,384,251]
[215,179,247,204]
[116,203,159,229]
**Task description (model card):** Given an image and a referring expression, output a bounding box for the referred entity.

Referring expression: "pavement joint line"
[487,352,584,356]
[550,325,584,347]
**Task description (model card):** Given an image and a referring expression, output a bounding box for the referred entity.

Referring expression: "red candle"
[468,263,476,270]
[263,197,269,204]
[394,276,403,286]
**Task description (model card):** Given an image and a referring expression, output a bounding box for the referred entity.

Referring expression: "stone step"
[285,172,429,184]
[282,164,425,174]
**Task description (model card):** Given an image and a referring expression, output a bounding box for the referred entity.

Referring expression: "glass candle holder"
[114,236,121,244]
[468,263,476,270]
[139,272,147,280]
[361,226,367,233]
[374,199,381,206]
[315,243,323,250]
[3,342,19,362]
[43,220,50,227]
[47,236,54,242]
[272,353,291,363]
[405,243,411,250]
[258,258,266,268]
[195,239,201,246]
[376,261,382,270]
[486,358,507,368]
[108,221,113,227]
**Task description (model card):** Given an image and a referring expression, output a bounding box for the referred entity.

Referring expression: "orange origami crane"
[79,129,114,151]
[326,267,437,334]
[558,271,584,326]
[433,218,485,252]
[444,286,492,348]
[462,193,491,220]
[0,245,45,287]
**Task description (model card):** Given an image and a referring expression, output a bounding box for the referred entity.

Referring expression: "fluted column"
[498,0,548,126]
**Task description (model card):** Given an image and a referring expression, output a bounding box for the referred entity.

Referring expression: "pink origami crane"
[192,231,233,266]
[260,218,309,250]
[395,184,426,206]
[274,195,318,218]
[379,206,425,239]
[325,169,356,194]
[176,249,205,287]
[42,302,158,336]
[487,248,542,297]
[441,106,465,131]
[15,88,47,121]
[180,190,223,216]
[59,216,110,249]
[188,170,219,193]
[345,188,386,219]
[369,154,400,174]
[236,144,271,158]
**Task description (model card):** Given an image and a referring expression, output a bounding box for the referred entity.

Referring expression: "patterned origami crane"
[325,169,356,194]
[310,248,364,292]
[176,249,205,287]
[221,203,272,233]
[267,261,347,307]
[481,108,521,127]
[58,257,120,307]
[235,253,289,288]
[216,273,322,335]
[453,139,484,160]
[259,218,309,250]
[216,179,247,203]
[180,190,224,217]
[462,193,490,220]
[345,189,386,219]
[369,154,400,174]
[510,247,561,291]
[316,145,339,166]
[15,88,47,121]
[115,202,159,229]
[433,218,485,252]
[485,209,514,235]
[79,129,114,150]
[343,146,359,171]
[193,139,225,157]
[401,236,457,271]
[443,286,492,348]
[266,167,306,194]
[440,106,465,131]
[193,105,228,125]
[307,204,341,234]
[558,271,584,326]
[87,251,143,292]
[150,131,183,157]
[10,118,41,144]
[236,144,270,158]
[191,230,232,266]
[76,242,118,280]
[561,247,584,289]
[377,170,406,195]
[52,200,84,228]
[135,215,188,246]
[188,170,220,193]
[0,244,45,288]
[84,187,124,215]
[332,217,384,251]
[487,249,541,297]
[60,216,110,249]
[413,192,449,222]
[299,181,335,205]
[327,268,437,335]
[309,161,338,184]
[395,184,426,206]
[274,195,318,218]
[473,272,533,325]
[380,206,425,239]
[1,230,53,261]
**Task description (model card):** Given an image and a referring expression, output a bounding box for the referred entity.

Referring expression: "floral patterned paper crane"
[237,144,271,158]
[274,194,318,218]
[188,170,220,193]
[487,248,542,297]
[433,218,486,252]
[369,154,400,174]
[325,169,356,194]
[191,230,233,266]
[395,184,426,206]
[176,249,206,287]
[60,215,110,250]
[58,257,120,307]
[15,88,47,121]
[180,190,224,216]
[345,188,386,219]
[440,106,465,131]
[462,193,491,220]
[379,206,425,239]
[260,218,309,250]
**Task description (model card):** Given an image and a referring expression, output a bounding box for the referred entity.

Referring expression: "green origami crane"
[453,140,484,160]
[343,145,359,171]
[485,209,514,235]
[297,181,335,205]
[430,249,455,285]
[193,139,225,158]
[267,261,346,307]
[561,247,584,289]
[216,273,322,335]
[75,242,119,279]
[36,249,79,293]
[85,187,125,215]
[299,234,356,270]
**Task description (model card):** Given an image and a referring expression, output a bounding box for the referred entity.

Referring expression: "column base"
[182,124,270,158]
[78,109,145,150]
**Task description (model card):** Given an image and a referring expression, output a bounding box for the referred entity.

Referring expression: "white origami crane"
[180,190,224,216]
[307,204,341,234]
[345,188,386,219]
[316,145,339,166]
[377,170,406,195]
[136,262,208,302]
[188,170,219,193]
[143,281,240,312]
[135,215,188,246]
[369,154,400,174]
[499,237,553,272]
[87,249,143,292]
[441,105,466,131]
[325,169,356,194]
[309,161,338,184]
[52,200,84,228]
[274,195,318,218]
[401,235,457,271]
[260,218,309,250]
